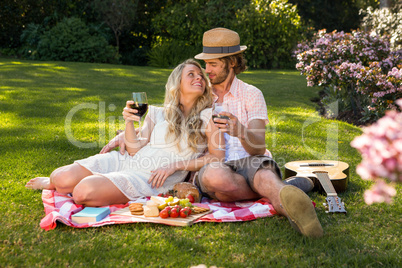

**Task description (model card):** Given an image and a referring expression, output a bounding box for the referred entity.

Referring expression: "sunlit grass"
[0,57,400,267]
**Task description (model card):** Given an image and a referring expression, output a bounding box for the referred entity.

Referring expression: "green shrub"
[288,0,361,32]
[237,0,302,69]
[121,47,150,66]
[152,0,247,50]
[36,17,118,63]
[19,23,44,59]
[151,0,301,69]
[148,40,200,68]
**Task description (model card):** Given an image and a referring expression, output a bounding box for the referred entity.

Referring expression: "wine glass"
[131,92,148,140]
[212,102,229,151]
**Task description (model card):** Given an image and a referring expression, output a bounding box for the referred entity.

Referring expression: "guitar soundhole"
[300,163,334,167]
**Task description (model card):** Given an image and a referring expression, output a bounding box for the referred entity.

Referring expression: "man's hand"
[148,165,177,188]
[213,111,245,139]
[213,112,266,155]
[99,131,126,154]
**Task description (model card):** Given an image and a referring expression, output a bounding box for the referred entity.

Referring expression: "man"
[192,28,323,238]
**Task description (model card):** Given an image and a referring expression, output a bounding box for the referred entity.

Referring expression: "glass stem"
[219,129,222,149]
[138,117,142,140]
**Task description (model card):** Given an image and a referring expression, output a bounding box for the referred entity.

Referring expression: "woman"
[25,59,224,206]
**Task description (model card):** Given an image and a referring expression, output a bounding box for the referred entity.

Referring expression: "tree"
[93,0,139,54]
[288,0,361,32]
[380,0,392,8]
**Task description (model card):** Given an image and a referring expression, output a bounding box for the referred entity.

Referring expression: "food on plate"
[129,195,209,219]
[151,196,166,206]
[167,198,180,206]
[179,198,192,208]
[165,196,174,203]
[172,182,201,202]
[180,207,191,218]
[158,203,168,211]
[192,206,210,214]
[131,211,145,215]
[143,205,160,217]
[186,194,195,203]
[170,206,180,218]
[146,200,158,207]
[129,203,144,215]
[159,208,170,218]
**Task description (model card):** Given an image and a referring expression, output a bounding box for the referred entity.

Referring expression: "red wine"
[130,103,148,117]
[212,114,230,121]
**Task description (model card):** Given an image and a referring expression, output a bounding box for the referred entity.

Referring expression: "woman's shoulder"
[148,105,163,114]
[148,105,164,122]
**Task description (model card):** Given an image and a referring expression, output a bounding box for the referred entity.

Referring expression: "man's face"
[204,59,230,85]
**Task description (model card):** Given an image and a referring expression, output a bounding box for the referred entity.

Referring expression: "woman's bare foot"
[25,177,55,190]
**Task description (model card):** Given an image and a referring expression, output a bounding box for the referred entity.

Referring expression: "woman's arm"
[148,119,225,188]
[123,101,155,156]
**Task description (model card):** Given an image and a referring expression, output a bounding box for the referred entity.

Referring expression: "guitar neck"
[314,171,338,196]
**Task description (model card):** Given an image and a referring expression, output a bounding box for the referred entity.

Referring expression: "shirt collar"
[212,76,240,101]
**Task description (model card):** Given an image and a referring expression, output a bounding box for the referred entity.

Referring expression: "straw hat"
[195,28,247,60]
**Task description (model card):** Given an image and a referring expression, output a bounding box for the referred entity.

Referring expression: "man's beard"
[210,65,230,85]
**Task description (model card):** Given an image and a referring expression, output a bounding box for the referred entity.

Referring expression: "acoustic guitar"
[284,160,349,213]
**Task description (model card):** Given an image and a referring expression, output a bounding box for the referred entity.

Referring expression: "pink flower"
[351,98,402,204]
[364,179,396,205]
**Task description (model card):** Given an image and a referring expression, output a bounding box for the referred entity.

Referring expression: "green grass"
[0,58,401,267]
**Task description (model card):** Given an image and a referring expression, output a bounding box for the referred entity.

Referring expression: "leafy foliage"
[36,17,118,63]
[151,0,301,69]
[0,0,89,49]
[288,0,363,32]
[19,23,45,59]
[1,0,373,68]
[360,5,402,50]
[147,40,200,68]
[237,0,301,68]
[92,0,139,53]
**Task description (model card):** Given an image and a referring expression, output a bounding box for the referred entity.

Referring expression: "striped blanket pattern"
[40,190,277,230]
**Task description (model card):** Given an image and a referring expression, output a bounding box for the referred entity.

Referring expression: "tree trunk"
[380,0,392,8]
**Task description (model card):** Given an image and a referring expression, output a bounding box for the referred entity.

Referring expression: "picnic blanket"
[40,190,277,230]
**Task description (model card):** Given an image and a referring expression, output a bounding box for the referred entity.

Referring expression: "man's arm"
[99,131,126,154]
[238,118,267,155]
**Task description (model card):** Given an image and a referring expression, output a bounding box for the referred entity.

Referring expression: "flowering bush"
[294,29,402,123]
[351,99,402,205]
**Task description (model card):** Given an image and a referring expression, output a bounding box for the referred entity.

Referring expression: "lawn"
[0,57,400,267]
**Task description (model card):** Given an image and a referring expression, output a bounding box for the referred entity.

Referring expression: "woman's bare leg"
[72,175,130,207]
[49,163,93,194]
[25,177,54,190]
[25,163,92,194]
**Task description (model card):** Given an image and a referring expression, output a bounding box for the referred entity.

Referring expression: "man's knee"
[253,168,282,189]
[201,162,233,188]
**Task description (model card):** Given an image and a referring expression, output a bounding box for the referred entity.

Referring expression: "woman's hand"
[148,164,177,188]
[123,101,141,123]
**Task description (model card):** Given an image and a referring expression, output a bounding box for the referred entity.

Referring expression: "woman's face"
[180,64,206,98]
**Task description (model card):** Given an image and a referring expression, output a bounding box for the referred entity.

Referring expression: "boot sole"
[279,185,323,238]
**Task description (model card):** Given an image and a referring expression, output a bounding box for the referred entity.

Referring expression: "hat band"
[203,45,241,54]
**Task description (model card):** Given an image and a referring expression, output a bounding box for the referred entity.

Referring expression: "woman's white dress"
[75,106,212,200]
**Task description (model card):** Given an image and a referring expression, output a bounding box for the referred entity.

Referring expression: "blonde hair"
[164,59,213,152]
